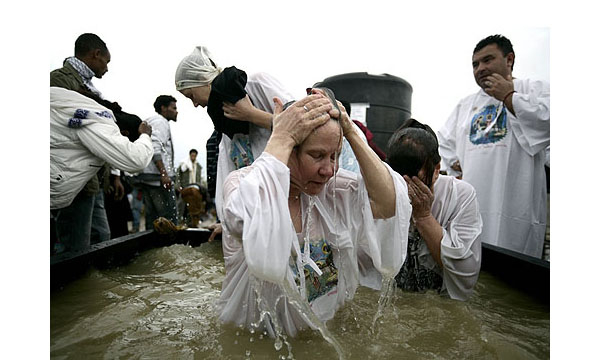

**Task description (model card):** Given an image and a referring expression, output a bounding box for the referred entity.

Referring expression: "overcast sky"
[48,6,549,179]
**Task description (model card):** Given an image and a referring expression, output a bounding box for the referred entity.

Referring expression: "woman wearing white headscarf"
[175,46,295,223]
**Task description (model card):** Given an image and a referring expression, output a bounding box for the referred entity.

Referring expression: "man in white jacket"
[437,34,550,258]
[51,87,153,254]
[133,95,179,227]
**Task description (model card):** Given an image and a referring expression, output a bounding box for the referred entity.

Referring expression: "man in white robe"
[437,34,550,258]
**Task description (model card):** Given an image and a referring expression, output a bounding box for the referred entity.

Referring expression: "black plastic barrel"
[314,72,412,154]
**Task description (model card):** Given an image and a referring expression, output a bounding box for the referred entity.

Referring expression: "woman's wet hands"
[271,94,333,146]
[404,175,434,221]
[307,88,352,136]
[335,100,355,136]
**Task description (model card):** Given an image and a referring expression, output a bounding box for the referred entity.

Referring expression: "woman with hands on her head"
[386,119,483,300]
[216,89,411,336]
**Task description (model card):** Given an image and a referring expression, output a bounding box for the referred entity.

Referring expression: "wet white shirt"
[217,153,411,336]
[424,175,483,300]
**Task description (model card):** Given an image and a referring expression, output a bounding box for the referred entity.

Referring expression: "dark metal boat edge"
[481,242,550,303]
[50,229,213,290]
[51,230,550,304]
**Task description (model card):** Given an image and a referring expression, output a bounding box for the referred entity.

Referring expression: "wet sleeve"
[440,181,483,300]
[221,153,296,284]
[356,164,411,279]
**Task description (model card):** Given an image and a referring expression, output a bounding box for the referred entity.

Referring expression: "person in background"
[128,187,144,233]
[205,130,221,216]
[387,119,483,300]
[176,148,207,227]
[217,89,411,336]
[176,149,204,189]
[437,34,549,258]
[50,87,153,254]
[51,33,115,246]
[104,173,134,238]
[133,95,179,227]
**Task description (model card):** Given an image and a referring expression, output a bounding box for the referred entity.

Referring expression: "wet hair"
[74,33,108,57]
[474,34,515,70]
[339,99,351,116]
[282,88,342,150]
[153,95,177,114]
[189,149,198,155]
[386,119,441,188]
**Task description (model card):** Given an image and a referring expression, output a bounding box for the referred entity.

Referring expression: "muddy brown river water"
[50,241,549,359]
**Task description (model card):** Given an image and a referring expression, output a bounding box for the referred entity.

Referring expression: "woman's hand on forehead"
[271,94,333,146]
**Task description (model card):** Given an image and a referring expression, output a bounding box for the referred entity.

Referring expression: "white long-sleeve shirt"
[50,87,153,210]
[425,175,482,300]
[217,153,411,336]
[137,113,175,186]
[437,78,549,257]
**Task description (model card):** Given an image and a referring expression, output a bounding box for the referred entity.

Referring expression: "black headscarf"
[207,66,249,138]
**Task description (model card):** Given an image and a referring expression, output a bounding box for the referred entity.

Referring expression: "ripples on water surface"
[51,241,549,359]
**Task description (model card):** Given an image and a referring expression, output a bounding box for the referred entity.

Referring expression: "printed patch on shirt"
[469,104,507,145]
[290,238,339,303]
[229,134,254,169]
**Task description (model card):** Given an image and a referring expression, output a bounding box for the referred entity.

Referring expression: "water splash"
[282,280,346,360]
[370,276,397,337]
[249,278,294,359]
[247,272,345,359]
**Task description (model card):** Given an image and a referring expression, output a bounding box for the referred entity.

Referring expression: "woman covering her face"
[217,89,411,336]
[386,120,483,300]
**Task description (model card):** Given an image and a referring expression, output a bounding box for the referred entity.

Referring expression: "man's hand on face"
[483,73,514,101]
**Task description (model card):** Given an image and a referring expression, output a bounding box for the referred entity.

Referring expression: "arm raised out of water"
[335,99,397,219]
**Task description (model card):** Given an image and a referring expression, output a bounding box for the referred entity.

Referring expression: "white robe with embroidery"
[216,153,411,336]
[437,78,550,257]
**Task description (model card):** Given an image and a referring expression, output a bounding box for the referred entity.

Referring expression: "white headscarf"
[174,46,222,91]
